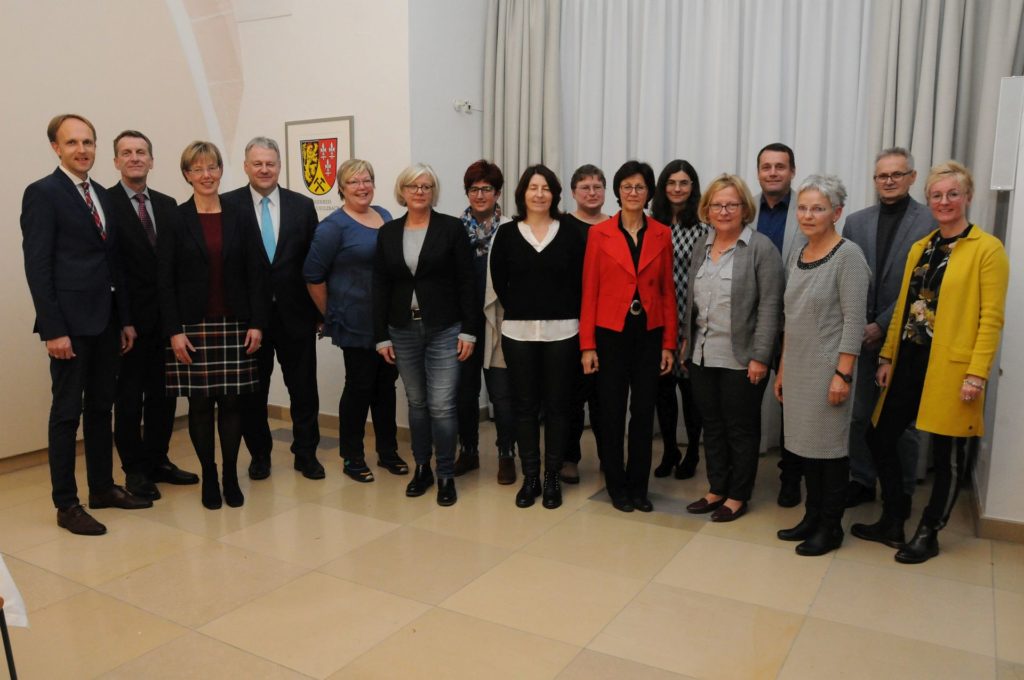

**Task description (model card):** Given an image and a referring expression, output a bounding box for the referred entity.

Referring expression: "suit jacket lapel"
[598,221,636,276]
[862,205,880,274]
[638,224,666,273]
[881,200,923,282]
[181,199,210,262]
[271,191,295,267]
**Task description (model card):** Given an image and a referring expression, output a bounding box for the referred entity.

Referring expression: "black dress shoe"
[89,485,153,510]
[516,475,542,508]
[248,457,271,481]
[850,516,906,548]
[777,480,802,508]
[343,459,375,483]
[377,453,409,476]
[653,447,681,478]
[294,455,326,480]
[611,496,635,513]
[57,504,107,535]
[632,496,654,513]
[152,461,200,485]
[436,478,457,506]
[710,502,748,522]
[844,480,876,508]
[686,497,725,514]
[542,470,562,509]
[405,465,435,497]
[125,473,161,501]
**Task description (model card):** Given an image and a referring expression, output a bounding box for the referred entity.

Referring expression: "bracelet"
[963,379,985,390]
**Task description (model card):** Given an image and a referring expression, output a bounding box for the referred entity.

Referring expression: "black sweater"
[489,220,585,321]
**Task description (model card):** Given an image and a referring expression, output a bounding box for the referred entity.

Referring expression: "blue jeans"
[389,321,461,478]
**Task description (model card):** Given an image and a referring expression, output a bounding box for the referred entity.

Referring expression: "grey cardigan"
[683,229,784,366]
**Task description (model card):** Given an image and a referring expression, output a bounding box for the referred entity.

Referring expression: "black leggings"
[188,394,243,475]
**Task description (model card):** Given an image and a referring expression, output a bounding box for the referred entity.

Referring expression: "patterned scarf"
[671,221,709,371]
[462,204,503,257]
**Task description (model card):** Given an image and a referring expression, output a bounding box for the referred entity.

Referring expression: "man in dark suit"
[753,142,806,508]
[842,147,936,509]
[21,114,152,536]
[223,137,323,480]
[108,130,200,501]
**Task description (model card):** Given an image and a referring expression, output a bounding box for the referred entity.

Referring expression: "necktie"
[135,193,157,247]
[80,181,106,239]
[260,196,276,261]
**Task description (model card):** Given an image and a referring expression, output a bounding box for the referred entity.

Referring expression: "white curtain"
[483,0,562,214]
[559,0,1024,228]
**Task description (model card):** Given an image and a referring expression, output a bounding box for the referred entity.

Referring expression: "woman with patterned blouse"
[852,161,1009,564]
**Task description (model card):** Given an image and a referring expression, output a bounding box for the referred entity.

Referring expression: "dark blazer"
[579,214,677,351]
[22,168,130,339]
[373,210,478,344]
[221,186,321,338]
[841,197,936,334]
[158,196,269,337]
[683,229,784,366]
[107,183,182,334]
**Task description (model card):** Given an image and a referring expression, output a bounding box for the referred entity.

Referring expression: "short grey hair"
[875,147,914,171]
[797,174,847,208]
[244,136,281,159]
[394,163,440,207]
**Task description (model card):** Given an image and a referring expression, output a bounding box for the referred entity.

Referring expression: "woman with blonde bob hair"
[852,161,1008,563]
[682,174,784,522]
[373,163,477,506]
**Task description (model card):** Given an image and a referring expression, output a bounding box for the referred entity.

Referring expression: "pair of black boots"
[200,462,244,510]
[777,459,846,556]
[851,495,940,564]
[653,443,700,480]
[516,470,561,509]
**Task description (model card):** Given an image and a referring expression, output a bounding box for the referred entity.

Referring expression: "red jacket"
[579,213,677,351]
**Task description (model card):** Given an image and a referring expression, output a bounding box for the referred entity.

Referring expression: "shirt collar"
[119,180,149,200]
[760,191,791,212]
[706,225,753,249]
[250,184,280,207]
[58,164,90,187]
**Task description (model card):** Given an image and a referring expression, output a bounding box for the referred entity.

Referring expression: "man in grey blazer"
[753,142,805,507]
[841,147,936,509]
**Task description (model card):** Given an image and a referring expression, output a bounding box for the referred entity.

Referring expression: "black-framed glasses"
[873,170,913,183]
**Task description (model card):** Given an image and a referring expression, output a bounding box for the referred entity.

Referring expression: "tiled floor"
[2,419,1022,679]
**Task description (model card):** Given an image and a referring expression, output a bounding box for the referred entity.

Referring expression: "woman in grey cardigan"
[774,175,869,555]
[683,175,783,522]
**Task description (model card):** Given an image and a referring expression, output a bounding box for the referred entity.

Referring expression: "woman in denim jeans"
[373,164,478,506]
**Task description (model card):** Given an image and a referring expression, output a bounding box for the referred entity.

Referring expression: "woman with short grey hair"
[774,174,870,556]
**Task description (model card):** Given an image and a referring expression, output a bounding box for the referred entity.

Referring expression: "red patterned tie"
[135,193,156,247]
[80,181,106,240]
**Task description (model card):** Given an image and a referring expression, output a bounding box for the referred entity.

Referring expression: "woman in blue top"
[304,159,407,482]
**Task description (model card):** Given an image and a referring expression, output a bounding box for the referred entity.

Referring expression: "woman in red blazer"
[580,161,677,512]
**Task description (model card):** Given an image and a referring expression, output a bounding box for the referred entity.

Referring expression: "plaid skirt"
[165,318,259,396]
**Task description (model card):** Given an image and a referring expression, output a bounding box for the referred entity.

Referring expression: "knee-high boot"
[796,458,847,556]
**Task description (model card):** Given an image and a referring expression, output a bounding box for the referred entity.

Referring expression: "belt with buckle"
[410,308,423,321]
[629,299,643,316]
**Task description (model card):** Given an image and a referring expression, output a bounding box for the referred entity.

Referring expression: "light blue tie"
[260,196,276,261]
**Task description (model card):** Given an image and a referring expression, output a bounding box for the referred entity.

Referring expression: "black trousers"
[868,342,964,528]
[689,362,767,502]
[655,370,702,455]
[502,335,578,476]
[338,346,399,462]
[801,456,849,524]
[114,327,177,476]
[567,366,600,464]
[595,318,662,500]
[241,315,320,461]
[48,320,121,508]
[456,339,515,455]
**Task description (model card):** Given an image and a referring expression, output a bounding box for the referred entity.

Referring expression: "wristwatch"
[835,369,853,384]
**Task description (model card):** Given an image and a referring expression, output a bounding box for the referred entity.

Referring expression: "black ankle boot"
[675,445,699,479]
[796,522,844,556]
[200,466,222,510]
[653,447,681,478]
[453,449,480,477]
[222,472,244,507]
[542,470,562,509]
[777,512,819,541]
[436,478,457,506]
[516,475,541,508]
[850,514,905,548]
[895,520,939,564]
[405,465,435,497]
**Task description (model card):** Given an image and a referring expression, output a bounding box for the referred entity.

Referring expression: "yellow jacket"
[872,225,1009,436]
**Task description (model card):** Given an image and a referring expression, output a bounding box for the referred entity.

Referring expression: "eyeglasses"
[620,184,647,194]
[345,178,374,187]
[708,202,742,213]
[873,170,912,183]
[666,179,692,189]
[403,184,434,193]
[575,183,604,194]
[187,165,221,176]
[796,205,831,216]
[467,186,495,196]
[928,189,963,203]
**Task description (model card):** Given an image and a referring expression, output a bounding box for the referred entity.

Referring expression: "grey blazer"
[754,189,804,265]
[683,229,784,366]
[841,197,936,334]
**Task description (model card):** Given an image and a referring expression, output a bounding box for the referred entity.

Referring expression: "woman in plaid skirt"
[158,141,268,509]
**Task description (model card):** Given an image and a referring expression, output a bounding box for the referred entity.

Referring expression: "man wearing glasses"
[841,148,935,510]
[223,137,324,481]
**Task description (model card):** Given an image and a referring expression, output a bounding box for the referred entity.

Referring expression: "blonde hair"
[698,174,757,225]
[394,163,440,207]
[179,141,223,181]
[925,160,974,199]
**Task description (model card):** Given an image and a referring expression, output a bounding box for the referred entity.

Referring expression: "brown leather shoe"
[57,504,107,535]
[497,456,517,485]
[88,485,153,510]
[710,502,748,523]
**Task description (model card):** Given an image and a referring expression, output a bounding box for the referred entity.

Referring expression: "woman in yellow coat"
[851,161,1009,564]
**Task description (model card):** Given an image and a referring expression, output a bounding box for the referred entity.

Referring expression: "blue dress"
[303,205,393,349]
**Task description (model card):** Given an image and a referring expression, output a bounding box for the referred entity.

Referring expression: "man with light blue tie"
[223,137,323,480]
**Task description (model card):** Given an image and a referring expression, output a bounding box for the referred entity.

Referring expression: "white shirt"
[500,220,579,342]
[249,185,281,245]
[59,165,106,228]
